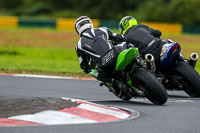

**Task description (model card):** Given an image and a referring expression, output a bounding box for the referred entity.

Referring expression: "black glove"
[115,34,124,42]
[152,30,162,38]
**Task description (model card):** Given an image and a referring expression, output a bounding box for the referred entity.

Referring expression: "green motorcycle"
[90,48,168,105]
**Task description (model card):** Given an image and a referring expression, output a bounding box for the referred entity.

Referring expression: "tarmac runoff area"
[0,97,140,127]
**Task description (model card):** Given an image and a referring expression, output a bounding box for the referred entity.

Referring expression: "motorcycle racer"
[119,16,184,65]
[75,16,133,98]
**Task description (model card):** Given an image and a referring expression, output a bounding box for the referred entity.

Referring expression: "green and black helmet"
[119,16,138,35]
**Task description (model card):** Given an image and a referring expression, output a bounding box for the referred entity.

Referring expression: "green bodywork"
[90,47,139,87]
[115,48,139,71]
[90,47,139,77]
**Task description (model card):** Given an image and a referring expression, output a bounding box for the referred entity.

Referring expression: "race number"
[102,50,114,65]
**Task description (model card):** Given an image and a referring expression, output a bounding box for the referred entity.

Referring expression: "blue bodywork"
[160,42,181,67]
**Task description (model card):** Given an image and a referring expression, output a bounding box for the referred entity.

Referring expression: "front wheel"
[131,68,168,105]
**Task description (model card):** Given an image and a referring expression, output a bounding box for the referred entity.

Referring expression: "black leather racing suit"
[75,27,132,82]
[123,24,165,62]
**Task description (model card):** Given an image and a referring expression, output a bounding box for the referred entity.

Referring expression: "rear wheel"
[171,62,200,97]
[131,68,168,105]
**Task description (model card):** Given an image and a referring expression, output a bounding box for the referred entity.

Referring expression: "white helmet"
[75,16,93,36]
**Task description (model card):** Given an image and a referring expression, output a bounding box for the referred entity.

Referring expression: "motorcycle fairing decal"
[171,43,179,54]
[161,42,181,67]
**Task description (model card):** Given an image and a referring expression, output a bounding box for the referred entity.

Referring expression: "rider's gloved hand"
[115,34,124,42]
[152,29,162,38]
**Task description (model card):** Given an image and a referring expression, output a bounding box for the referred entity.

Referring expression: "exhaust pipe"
[189,53,198,68]
[145,54,156,72]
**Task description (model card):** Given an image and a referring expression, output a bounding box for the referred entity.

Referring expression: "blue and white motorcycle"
[145,41,200,97]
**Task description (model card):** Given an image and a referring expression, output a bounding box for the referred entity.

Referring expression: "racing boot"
[112,79,132,100]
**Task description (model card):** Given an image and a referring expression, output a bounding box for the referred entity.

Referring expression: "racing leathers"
[123,24,165,62]
[75,27,132,83]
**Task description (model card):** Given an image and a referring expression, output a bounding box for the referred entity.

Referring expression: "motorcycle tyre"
[131,68,168,105]
[171,62,200,97]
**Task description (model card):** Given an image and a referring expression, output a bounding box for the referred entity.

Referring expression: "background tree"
[0,0,200,25]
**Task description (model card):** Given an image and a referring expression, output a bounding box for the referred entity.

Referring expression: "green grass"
[0,28,199,77]
[0,45,81,75]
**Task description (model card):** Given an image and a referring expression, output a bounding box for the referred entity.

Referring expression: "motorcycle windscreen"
[115,48,139,71]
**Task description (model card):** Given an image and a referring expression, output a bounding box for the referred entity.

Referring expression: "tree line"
[0,0,200,25]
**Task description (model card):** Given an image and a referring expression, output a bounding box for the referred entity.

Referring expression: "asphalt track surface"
[0,75,200,133]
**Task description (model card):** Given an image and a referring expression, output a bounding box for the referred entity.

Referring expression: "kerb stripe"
[0,118,41,126]
[78,104,130,119]
[59,107,120,122]
[76,100,130,114]
[9,110,95,125]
